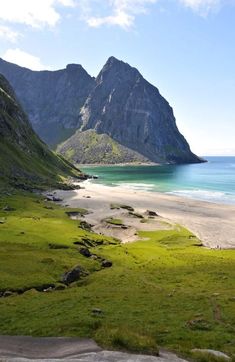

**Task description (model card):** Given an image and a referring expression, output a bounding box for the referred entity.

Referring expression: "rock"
[129,211,144,218]
[35,284,55,292]
[79,221,93,231]
[120,205,134,212]
[92,308,103,315]
[52,197,63,202]
[0,218,6,224]
[2,205,15,212]
[101,260,113,268]
[186,318,211,331]
[46,195,63,202]
[3,290,14,297]
[66,211,84,218]
[79,247,92,258]
[54,284,66,291]
[191,349,231,360]
[62,266,83,284]
[146,210,158,217]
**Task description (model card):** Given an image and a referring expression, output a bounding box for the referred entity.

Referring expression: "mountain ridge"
[0,56,203,165]
[0,57,95,146]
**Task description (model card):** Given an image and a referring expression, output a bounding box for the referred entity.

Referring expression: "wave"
[114,182,156,192]
[168,189,235,204]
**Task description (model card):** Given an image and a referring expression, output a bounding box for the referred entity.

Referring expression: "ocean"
[81,157,235,205]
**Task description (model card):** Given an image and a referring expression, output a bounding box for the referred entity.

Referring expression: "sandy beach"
[55,180,235,249]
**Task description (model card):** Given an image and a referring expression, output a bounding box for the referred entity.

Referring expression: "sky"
[0,0,234,156]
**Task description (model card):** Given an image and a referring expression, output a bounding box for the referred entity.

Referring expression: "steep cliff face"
[78,57,202,164]
[0,58,95,146]
[0,74,82,188]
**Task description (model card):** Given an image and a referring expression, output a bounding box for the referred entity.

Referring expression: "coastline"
[55,180,235,249]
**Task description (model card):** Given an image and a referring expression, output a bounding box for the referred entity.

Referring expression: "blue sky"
[0,0,234,156]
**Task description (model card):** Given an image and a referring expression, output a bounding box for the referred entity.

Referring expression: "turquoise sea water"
[81,157,235,205]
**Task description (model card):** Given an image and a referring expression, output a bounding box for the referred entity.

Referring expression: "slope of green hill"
[0,74,84,190]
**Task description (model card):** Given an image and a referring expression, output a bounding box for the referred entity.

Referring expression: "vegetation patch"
[95,326,159,356]
[105,218,124,226]
[110,203,134,212]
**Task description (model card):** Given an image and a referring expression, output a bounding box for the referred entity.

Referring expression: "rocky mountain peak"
[66,63,89,76]
[97,56,141,84]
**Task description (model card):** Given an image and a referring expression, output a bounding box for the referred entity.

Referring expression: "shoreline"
[55,180,235,249]
[77,162,159,167]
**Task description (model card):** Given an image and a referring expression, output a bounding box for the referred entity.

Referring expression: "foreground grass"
[0,192,234,360]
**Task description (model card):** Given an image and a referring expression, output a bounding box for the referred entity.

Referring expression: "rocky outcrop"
[0,74,82,187]
[0,58,95,146]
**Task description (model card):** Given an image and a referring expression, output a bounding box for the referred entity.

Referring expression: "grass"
[105,217,124,226]
[0,192,235,361]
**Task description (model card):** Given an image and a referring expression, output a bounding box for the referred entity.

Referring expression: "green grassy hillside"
[0,192,234,361]
[0,74,84,189]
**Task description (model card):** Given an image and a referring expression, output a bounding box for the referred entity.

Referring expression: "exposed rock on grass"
[79,247,92,258]
[101,260,113,268]
[62,266,86,285]
[79,220,93,231]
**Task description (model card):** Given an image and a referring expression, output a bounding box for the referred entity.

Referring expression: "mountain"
[0,74,83,189]
[62,57,202,164]
[0,58,95,147]
[0,56,203,165]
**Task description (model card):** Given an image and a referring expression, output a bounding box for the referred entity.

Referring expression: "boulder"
[62,266,83,284]
[146,210,158,217]
[101,260,113,268]
[79,247,92,258]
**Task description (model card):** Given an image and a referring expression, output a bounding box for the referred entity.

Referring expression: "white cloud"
[80,0,227,29]
[0,0,75,28]
[179,0,222,14]
[2,48,51,70]
[80,0,158,29]
[0,25,20,43]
